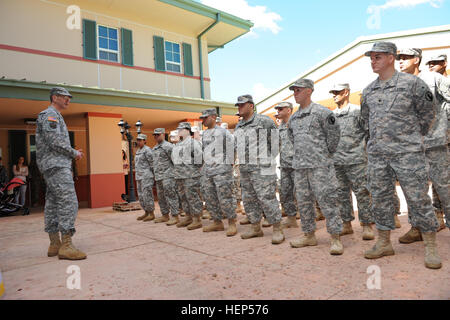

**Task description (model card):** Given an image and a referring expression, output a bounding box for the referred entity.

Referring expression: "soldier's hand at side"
[76,149,84,160]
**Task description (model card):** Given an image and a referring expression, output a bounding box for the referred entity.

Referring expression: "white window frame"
[164,40,182,74]
[97,24,120,63]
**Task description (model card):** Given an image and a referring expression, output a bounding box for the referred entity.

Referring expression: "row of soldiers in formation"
[133,42,449,270]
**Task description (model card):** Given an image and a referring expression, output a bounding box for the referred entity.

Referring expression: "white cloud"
[200,0,282,36]
[251,83,275,102]
[378,0,444,10]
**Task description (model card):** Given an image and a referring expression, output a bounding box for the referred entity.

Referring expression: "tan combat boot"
[236,202,245,215]
[394,215,401,228]
[364,230,395,259]
[179,209,186,216]
[47,232,61,257]
[436,210,445,232]
[399,227,422,244]
[241,222,264,239]
[142,211,155,222]
[187,215,202,230]
[154,214,169,223]
[203,220,225,232]
[272,223,285,245]
[240,215,250,225]
[281,216,299,229]
[281,207,287,217]
[296,212,300,220]
[290,232,318,248]
[362,224,375,240]
[340,221,354,236]
[226,219,237,237]
[166,215,179,226]
[330,234,344,255]
[262,218,272,228]
[58,234,87,260]
[202,207,211,220]
[137,211,149,221]
[422,232,442,269]
[177,214,192,227]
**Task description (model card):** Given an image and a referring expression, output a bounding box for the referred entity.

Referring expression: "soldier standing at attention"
[361,42,441,269]
[234,95,284,244]
[172,122,203,231]
[135,134,155,222]
[329,83,375,240]
[151,128,181,225]
[274,102,299,229]
[397,48,450,237]
[287,79,344,255]
[36,87,85,260]
[200,109,238,236]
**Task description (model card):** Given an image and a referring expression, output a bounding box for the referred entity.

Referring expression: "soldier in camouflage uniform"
[36,87,86,260]
[199,109,238,236]
[397,48,450,239]
[274,102,299,229]
[287,79,344,255]
[172,122,203,230]
[361,42,441,269]
[151,128,180,225]
[234,95,284,244]
[135,134,155,222]
[329,83,375,240]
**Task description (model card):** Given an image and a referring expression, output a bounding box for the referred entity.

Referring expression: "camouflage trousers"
[409,146,449,228]
[176,178,203,217]
[233,173,242,203]
[334,163,374,224]
[294,166,343,235]
[155,178,179,216]
[240,170,282,225]
[393,186,401,215]
[280,167,298,217]
[203,172,237,221]
[43,167,78,236]
[136,179,155,213]
[367,152,438,232]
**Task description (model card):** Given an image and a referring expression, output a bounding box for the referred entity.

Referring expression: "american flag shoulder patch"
[47,116,58,122]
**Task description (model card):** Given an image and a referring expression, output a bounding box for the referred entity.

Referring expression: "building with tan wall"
[0,0,253,208]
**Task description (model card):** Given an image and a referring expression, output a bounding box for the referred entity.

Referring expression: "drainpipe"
[198,13,220,99]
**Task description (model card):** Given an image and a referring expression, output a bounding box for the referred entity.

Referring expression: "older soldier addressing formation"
[36,87,86,260]
[287,79,344,255]
[361,42,442,269]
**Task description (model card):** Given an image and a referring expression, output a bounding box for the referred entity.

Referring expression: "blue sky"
[198,0,450,103]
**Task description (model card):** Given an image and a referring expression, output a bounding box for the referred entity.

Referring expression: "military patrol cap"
[199,108,218,119]
[329,83,350,93]
[137,134,147,140]
[397,48,422,59]
[191,126,200,133]
[170,130,178,137]
[153,128,165,135]
[177,122,191,130]
[426,54,447,65]
[274,102,293,109]
[50,87,72,98]
[235,95,254,106]
[220,123,229,129]
[216,117,222,123]
[364,41,397,57]
[289,79,314,91]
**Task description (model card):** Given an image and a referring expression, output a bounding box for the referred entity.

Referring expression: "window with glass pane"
[98,25,119,62]
[164,41,181,73]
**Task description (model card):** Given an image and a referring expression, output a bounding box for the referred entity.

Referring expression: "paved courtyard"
[1,202,449,300]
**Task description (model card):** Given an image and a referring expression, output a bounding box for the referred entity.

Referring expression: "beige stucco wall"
[0,0,211,99]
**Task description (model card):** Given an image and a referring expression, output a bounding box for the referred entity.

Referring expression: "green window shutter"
[82,19,97,60]
[153,36,165,71]
[182,43,193,76]
[121,28,133,66]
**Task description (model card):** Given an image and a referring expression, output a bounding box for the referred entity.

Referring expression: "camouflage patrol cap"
[329,83,350,93]
[274,101,293,109]
[177,122,191,131]
[191,126,200,133]
[152,128,165,135]
[289,79,314,91]
[397,48,422,59]
[50,87,72,98]
[137,134,147,140]
[216,117,222,123]
[235,95,254,106]
[220,123,229,129]
[426,54,447,65]
[199,108,218,119]
[364,42,397,57]
[169,130,178,137]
